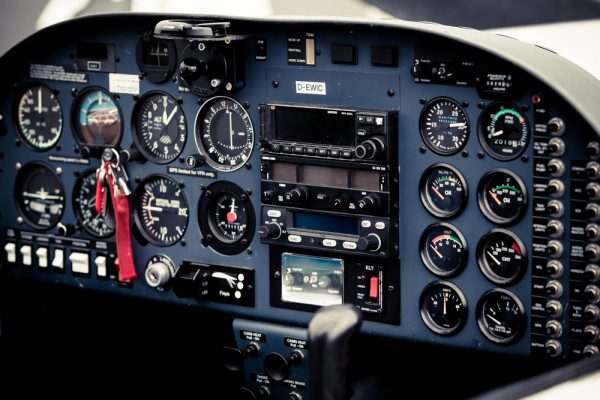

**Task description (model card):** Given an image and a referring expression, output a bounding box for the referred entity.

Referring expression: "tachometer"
[14,162,65,230]
[132,91,187,164]
[477,102,530,160]
[195,96,254,171]
[133,175,189,246]
[419,97,469,155]
[14,83,63,151]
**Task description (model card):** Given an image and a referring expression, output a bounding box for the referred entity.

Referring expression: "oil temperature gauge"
[477,168,527,225]
[420,163,467,218]
[420,281,468,336]
[476,288,526,344]
[420,222,468,277]
[477,229,526,285]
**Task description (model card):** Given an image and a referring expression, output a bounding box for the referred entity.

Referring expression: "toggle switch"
[4,243,16,263]
[69,252,90,275]
[36,247,48,268]
[52,248,65,270]
[20,245,32,266]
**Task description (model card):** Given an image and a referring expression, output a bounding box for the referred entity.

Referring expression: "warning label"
[30,64,87,84]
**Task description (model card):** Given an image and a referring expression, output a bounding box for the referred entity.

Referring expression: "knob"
[547,240,564,258]
[318,274,341,289]
[545,320,562,338]
[545,280,563,298]
[186,154,205,168]
[179,57,203,82]
[586,141,600,159]
[57,222,76,236]
[585,203,600,221]
[584,304,600,322]
[546,260,563,278]
[546,220,564,238]
[587,161,600,180]
[584,324,600,343]
[545,339,562,357]
[263,350,303,382]
[547,158,565,177]
[585,243,600,262]
[585,264,600,283]
[584,344,600,357]
[284,186,308,203]
[355,138,385,159]
[145,261,171,288]
[332,197,348,208]
[547,199,564,218]
[358,194,380,210]
[283,272,303,286]
[547,179,565,197]
[547,137,565,156]
[548,117,565,136]
[584,284,600,303]
[587,182,600,201]
[255,386,271,400]
[357,233,381,251]
[120,147,144,163]
[546,299,563,318]
[258,223,281,239]
[586,224,600,242]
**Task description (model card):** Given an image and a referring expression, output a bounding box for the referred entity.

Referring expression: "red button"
[369,276,379,299]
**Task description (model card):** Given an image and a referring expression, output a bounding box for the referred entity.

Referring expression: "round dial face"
[73,169,115,238]
[420,163,468,218]
[134,175,189,246]
[198,181,255,255]
[15,83,63,151]
[477,169,527,225]
[133,92,187,164]
[420,281,468,336]
[195,96,254,171]
[419,97,469,155]
[477,229,526,285]
[477,288,526,344]
[14,162,65,230]
[420,223,468,277]
[477,102,530,160]
[73,88,122,147]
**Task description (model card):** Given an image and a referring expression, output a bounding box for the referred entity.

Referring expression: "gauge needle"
[431,186,445,200]
[487,250,502,265]
[449,122,466,128]
[492,130,504,136]
[443,295,447,314]
[162,97,168,123]
[487,313,502,325]
[37,87,43,114]
[143,205,163,212]
[488,190,502,205]
[164,106,177,125]
[228,110,234,149]
[430,244,443,259]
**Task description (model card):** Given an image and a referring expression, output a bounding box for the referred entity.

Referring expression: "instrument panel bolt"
[388,285,395,292]
[274,271,281,279]
[272,81,279,88]
[387,89,394,96]
[17,217,23,225]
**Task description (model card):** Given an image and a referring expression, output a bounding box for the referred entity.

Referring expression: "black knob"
[585,203,600,221]
[585,264,600,282]
[357,234,381,251]
[584,325,600,343]
[545,320,562,338]
[258,223,281,239]
[355,138,385,159]
[120,147,144,163]
[585,243,600,262]
[263,351,302,383]
[179,58,203,82]
[545,300,563,318]
[57,223,76,236]
[283,272,303,286]
[584,304,600,322]
[586,161,600,180]
[186,154,205,168]
[284,186,308,203]
[584,284,600,303]
[587,182,600,201]
[318,274,341,289]
[545,340,562,357]
[332,197,348,208]
[586,141,600,159]
[358,194,380,210]
[545,280,563,298]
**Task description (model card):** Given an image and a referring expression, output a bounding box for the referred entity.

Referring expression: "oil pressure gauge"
[420,163,467,218]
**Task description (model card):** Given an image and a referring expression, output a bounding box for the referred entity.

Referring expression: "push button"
[369,276,379,300]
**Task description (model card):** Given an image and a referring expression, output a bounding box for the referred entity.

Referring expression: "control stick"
[308,304,362,400]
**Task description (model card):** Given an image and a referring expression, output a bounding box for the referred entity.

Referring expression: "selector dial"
[355,138,385,159]
[357,233,381,251]
[285,186,308,203]
[258,222,282,239]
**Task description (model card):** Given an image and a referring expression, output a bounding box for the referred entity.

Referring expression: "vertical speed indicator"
[420,97,469,155]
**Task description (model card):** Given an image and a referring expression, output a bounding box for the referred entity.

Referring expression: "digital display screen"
[293,212,358,235]
[270,162,380,191]
[273,106,355,146]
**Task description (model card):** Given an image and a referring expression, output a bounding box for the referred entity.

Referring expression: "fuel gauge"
[420,281,468,336]
[477,288,526,344]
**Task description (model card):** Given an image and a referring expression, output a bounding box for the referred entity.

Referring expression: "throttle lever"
[308,304,362,400]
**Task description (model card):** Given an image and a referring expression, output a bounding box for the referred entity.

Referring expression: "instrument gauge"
[420,281,468,336]
[72,87,123,147]
[132,91,187,164]
[477,288,526,344]
[195,96,254,172]
[133,175,189,246]
[420,222,468,277]
[14,162,65,230]
[198,181,255,255]
[477,168,527,225]
[419,97,469,155]
[477,102,530,160]
[419,163,467,218]
[73,169,115,238]
[477,229,526,285]
[14,83,63,151]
